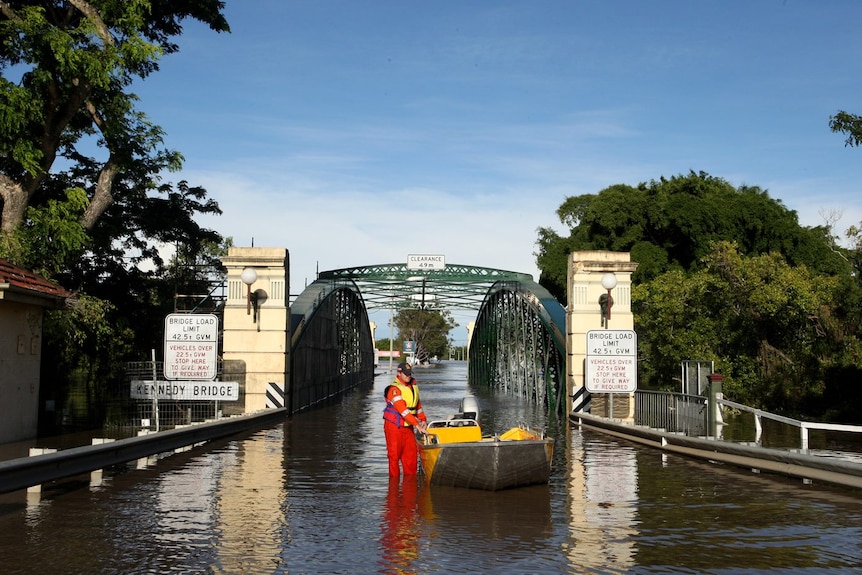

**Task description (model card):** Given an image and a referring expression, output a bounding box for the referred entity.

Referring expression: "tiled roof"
[0,259,71,300]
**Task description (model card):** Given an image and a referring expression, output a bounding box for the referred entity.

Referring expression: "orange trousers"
[384,422,419,476]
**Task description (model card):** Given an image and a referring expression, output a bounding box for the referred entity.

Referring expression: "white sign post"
[585,329,637,396]
[164,314,219,381]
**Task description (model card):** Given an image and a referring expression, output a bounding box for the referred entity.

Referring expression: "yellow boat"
[418,397,554,491]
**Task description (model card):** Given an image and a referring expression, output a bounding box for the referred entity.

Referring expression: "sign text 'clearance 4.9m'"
[164,313,218,381]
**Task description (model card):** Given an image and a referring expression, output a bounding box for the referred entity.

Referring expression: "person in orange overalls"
[383,362,427,477]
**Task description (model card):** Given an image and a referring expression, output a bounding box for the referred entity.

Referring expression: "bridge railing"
[633,389,862,458]
[634,389,708,436]
[717,397,862,454]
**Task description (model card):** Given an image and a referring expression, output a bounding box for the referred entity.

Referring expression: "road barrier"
[571,411,862,490]
[0,408,287,494]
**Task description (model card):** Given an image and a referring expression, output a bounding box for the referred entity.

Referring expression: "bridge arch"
[289,277,375,414]
[469,280,567,414]
[289,263,567,415]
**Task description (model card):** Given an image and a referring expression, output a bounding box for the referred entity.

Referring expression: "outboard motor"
[459,395,480,422]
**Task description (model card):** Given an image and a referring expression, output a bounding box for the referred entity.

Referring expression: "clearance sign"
[407,254,445,270]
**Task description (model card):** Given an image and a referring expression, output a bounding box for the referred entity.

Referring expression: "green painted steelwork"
[290,279,375,414]
[319,263,533,311]
[293,263,569,415]
[469,281,568,415]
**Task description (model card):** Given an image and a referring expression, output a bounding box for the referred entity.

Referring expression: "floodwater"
[1,361,861,574]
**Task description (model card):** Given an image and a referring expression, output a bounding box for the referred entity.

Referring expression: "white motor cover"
[459,395,480,421]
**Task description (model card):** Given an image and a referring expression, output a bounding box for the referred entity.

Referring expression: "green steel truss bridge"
[288,263,568,416]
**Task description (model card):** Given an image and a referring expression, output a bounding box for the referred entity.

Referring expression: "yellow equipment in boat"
[425,419,482,444]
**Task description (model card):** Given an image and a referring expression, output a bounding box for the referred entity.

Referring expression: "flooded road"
[1,360,861,574]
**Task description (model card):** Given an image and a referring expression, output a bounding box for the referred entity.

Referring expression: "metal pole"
[151,348,159,432]
[388,304,394,373]
[600,273,618,419]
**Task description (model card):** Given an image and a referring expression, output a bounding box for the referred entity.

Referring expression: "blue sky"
[133,1,862,341]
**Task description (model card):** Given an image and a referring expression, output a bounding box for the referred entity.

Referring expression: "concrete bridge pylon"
[567,251,639,417]
[222,247,290,412]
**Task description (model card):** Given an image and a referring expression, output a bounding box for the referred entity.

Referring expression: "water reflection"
[379,477,424,575]
[1,361,862,574]
[212,427,286,574]
[564,428,638,572]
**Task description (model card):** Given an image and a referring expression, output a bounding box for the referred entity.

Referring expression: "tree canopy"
[1,1,231,430]
[1,0,230,333]
[634,241,860,417]
[829,110,862,148]
[393,308,458,363]
[1,0,228,236]
[535,171,847,302]
[535,171,862,421]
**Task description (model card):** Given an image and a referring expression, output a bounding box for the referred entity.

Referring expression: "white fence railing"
[633,390,862,456]
[717,397,862,451]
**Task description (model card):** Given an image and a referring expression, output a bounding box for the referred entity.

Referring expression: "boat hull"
[419,435,554,491]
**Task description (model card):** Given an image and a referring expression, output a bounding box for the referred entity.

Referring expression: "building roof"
[0,259,71,307]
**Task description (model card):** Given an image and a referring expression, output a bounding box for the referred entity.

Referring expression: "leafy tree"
[40,293,134,431]
[829,110,862,147]
[17,187,90,277]
[393,308,458,363]
[537,171,862,420]
[535,171,847,302]
[1,1,231,430]
[634,242,853,415]
[0,0,229,235]
[375,338,397,351]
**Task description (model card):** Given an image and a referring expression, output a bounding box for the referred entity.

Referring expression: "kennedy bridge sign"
[130,380,238,401]
[585,329,637,393]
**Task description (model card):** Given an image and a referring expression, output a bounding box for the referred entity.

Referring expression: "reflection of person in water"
[379,477,422,574]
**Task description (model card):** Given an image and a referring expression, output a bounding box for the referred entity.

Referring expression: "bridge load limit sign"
[164,313,218,381]
[585,330,637,393]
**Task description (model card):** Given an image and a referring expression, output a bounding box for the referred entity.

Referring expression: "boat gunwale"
[420,437,554,449]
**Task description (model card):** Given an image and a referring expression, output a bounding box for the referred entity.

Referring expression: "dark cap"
[397,362,412,375]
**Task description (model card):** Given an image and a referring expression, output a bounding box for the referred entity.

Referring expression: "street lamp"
[240,267,257,316]
[600,272,617,328]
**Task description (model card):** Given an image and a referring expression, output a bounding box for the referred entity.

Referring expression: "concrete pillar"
[221,247,290,413]
[566,251,639,417]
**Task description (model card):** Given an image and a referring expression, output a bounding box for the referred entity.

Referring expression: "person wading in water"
[383,362,428,476]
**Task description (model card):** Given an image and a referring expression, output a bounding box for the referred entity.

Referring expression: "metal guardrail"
[635,389,708,436]
[718,397,862,451]
[0,408,287,494]
[571,412,862,490]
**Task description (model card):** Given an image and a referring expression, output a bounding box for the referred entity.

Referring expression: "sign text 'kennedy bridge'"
[131,380,239,401]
